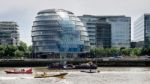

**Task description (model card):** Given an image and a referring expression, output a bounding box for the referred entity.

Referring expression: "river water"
[0,67,150,84]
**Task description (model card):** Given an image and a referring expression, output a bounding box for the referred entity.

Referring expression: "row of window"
[32,31,59,36]
[32,27,61,31]
[32,36,59,41]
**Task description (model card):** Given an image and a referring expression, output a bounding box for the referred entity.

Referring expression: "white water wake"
[0,77,35,80]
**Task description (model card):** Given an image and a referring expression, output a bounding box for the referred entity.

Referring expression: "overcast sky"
[0,0,150,45]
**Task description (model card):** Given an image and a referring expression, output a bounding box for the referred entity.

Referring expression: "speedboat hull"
[34,73,68,79]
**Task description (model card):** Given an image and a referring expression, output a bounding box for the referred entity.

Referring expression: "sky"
[0,0,150,45]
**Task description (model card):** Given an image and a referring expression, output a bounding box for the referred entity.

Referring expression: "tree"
[0,45,6,58]
[121,48,131,56]
[110,48,119,56]
[90,48,103,58]
[18,41,27,52]
[97,48,106,57]
[25,45,33,58]
[130,48,142,57]
[15,50,24,58]
[4,45,17,58]
[0,41,32,59]
[141,48,150,56]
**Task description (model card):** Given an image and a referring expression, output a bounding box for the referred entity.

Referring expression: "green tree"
[0,45,6,58]
[141,48,150,56]
[97,48,106,57]
[0,41,32,59]
[121,48,131,56]
[18,41,27,52]
[16,41,28,58]
[15,50,24,58]
[130,48,142,56]
[110,48,119,56]
[4,45,17,58]
[25,45,33,58]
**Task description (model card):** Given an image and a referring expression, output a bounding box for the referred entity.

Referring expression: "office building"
[32,9,90,58]
[79,15,131,48]
[96,22,111,48]
[79,16,97,48]
[134,14,150,48]
[0,21,19,45]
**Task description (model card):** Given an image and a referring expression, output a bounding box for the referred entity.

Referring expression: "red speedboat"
[5,68,32,74]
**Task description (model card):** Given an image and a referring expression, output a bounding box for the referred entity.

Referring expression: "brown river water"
[0,67,150,84]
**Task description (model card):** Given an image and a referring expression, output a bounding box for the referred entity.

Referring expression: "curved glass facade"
[32,9,89,53]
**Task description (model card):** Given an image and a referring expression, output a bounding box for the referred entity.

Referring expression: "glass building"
[79,15,131,48]
[78,17,97,48]
[134,14,150,48]
[96,22,111,48]
[0,21,19,45]
[32,9,90,57]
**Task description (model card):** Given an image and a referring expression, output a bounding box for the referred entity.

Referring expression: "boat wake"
[0,77,72,84]
[0,77,34,80]
[0,77,17,80]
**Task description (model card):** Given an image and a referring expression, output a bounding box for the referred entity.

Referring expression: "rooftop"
[80,15,130,18]
[0,21,18,27]
[38,9,73,14]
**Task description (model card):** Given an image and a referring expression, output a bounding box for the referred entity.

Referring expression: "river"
[0,67,150,84]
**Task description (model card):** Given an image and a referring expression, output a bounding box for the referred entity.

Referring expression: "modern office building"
[96,22,111,48]
[134,14,150,48]
[0,21,19,45]
[79,15,131,48]
[78,16,97,48]
[32,9,90,58]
